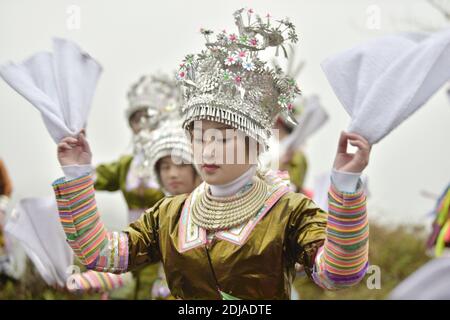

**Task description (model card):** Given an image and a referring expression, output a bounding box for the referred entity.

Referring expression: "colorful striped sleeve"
[67,270,133,294]
[52,174,129,273]
[312,181,369,290]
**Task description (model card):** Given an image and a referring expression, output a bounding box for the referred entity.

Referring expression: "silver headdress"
[177,8,301,148]
[126,73,182,130]
[132,73,193,181]
[145,118,194,185]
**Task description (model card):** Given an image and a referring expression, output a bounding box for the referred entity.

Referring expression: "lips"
[169,181,182,188]
[201,164,220,173]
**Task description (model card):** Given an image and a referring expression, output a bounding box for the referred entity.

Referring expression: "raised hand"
[57,132,92,166]
[333,131,371,173]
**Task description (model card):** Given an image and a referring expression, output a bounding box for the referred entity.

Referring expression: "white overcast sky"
[1,0,449,229]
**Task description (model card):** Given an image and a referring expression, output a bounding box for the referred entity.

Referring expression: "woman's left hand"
[333,131,372,173]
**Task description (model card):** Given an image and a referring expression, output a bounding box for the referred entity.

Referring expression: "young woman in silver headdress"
[53,9,371,299]
[90,75,166,225]
[145,117,202,299]
[65,74,177,298]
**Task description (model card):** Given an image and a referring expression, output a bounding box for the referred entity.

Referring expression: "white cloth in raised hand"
[0,38,102,143]
[321,28,450,144]
[280,94,329,155]
[4,196,73,287]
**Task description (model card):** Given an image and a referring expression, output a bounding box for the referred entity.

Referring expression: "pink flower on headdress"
[229,33,238,42]
[234,75,242,84]
[224,55,237,66]
[249,38,258,46]
[177,70,186,80]
[235,50,247,61]
[248,8,254,14]
[287,103,294,111]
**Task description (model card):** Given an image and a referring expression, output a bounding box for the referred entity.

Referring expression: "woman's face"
[190,120,260,185]
[157,156,199,195]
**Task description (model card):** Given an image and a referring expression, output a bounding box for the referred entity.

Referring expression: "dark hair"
[276,117,294,134]
[128,108,148,127]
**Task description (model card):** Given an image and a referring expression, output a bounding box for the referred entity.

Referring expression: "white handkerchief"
[321,28,450,144]
[0,232,27,280]
[0,38,102,143]
[4,197,73,287]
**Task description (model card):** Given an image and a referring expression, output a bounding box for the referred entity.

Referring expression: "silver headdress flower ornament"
[273,45,306,131]
[127,73,183,130]
[177,8,301,149]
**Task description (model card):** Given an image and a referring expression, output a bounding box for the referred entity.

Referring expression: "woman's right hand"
[57,132,92,166]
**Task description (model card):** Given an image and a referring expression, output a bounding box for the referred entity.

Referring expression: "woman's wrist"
[330,169,361,193]
[62,164,94,180]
